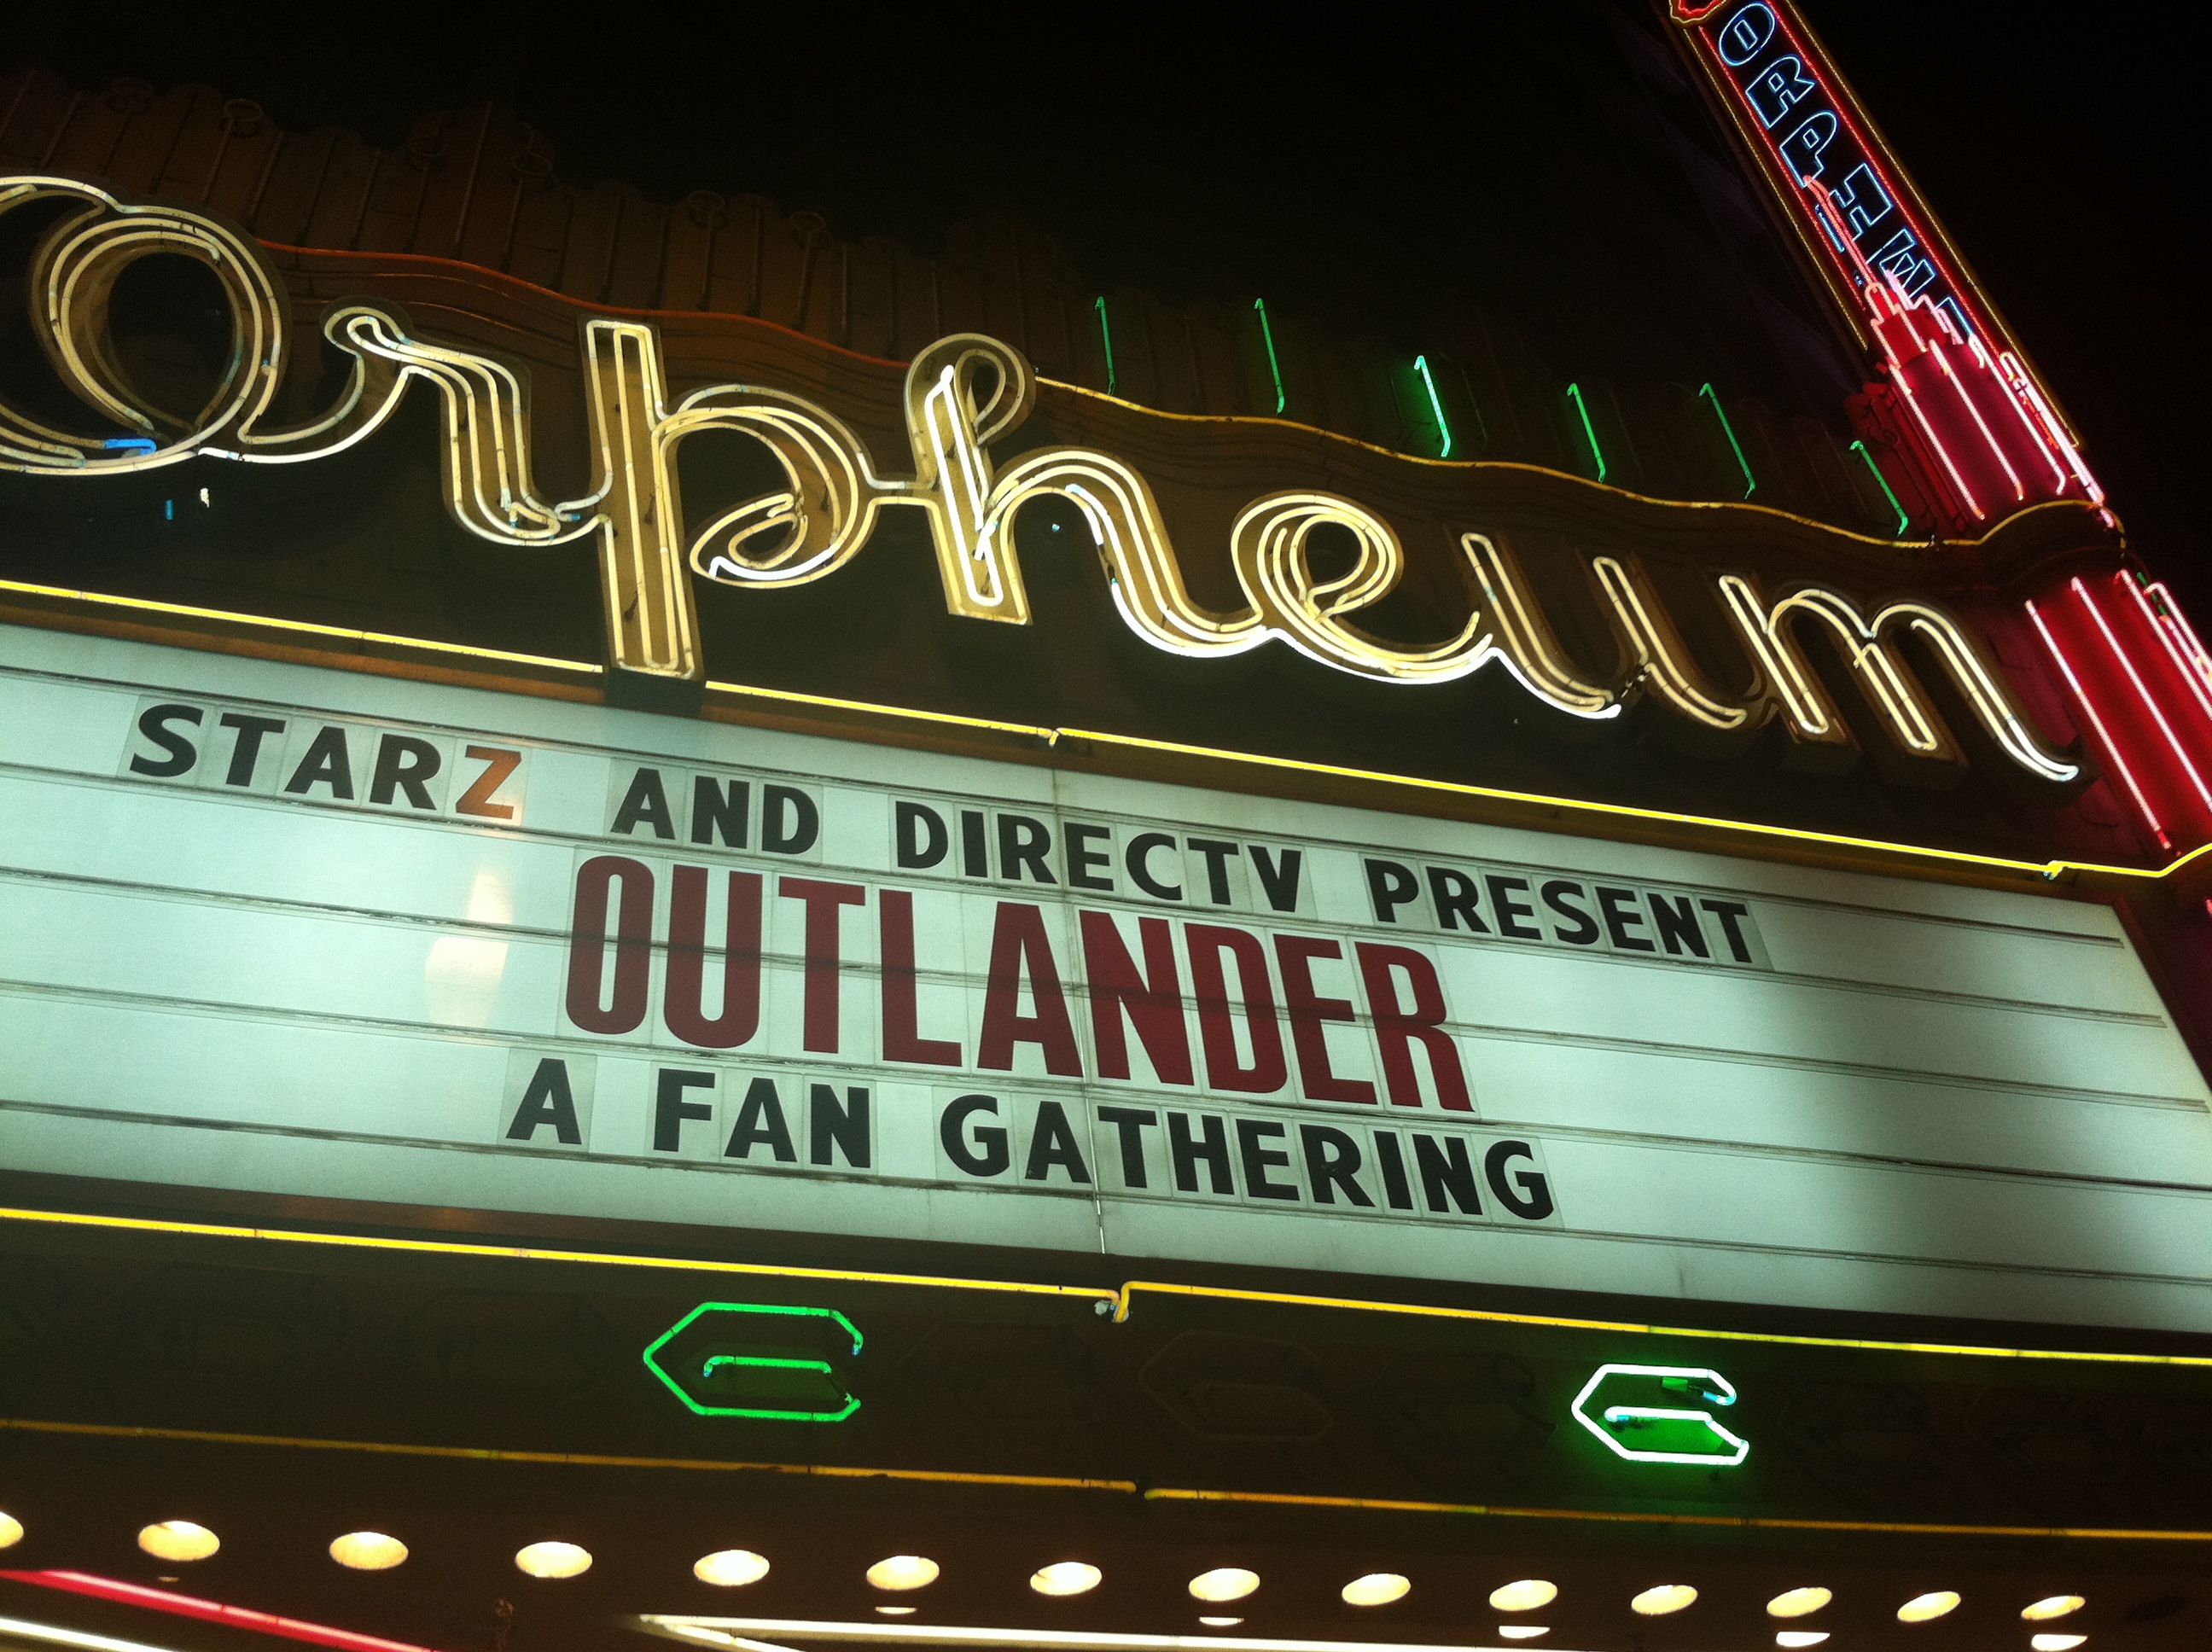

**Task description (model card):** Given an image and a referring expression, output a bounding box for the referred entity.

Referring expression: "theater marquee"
[4,625,2203,1331]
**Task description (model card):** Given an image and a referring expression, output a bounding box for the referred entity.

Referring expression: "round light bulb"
[137,1521,219,1562]
[695,1550,771,1587]
[1030,1562,1102,1597]
[1342,1573,1409,1607]
[0,1514,21,1550]
[329,1532,407,1571]
[1767,1586,1833,1619]
[2029,1637,2086,1652]
[876,1608,917,1617]
[1189,1568,1260,1603]
[1497,1631,1550,1643]
[1197,1619,1243,1629]
[867,1556,940,1591]
[514,1541,592,1579]
[2023,1596,2087,1622]
[1775,1635,1830,1649]
[1898,1591,1960,1623]
[1631,1584,1697,1616]
[1489,1579,1558,1613]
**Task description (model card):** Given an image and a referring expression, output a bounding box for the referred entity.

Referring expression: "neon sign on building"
[1670,0,2102,535]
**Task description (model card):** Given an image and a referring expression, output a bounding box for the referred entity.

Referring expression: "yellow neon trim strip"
[1106,1281,2212,1369]
[4,1408,2202,1544]
[0,577,602,675]
[1141,1486,2212,1543]
[0,1416,1128,1491]
[12,575,2212,886]
[705,677,1047,740]
[3,1209,2201,1371]
[0,1206,1115,1306]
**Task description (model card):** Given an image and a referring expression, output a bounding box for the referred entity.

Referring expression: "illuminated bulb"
[514,1541,591,1579]
[1189,1568,1260,1603]
[328,1533,407,1571]
[1767,1587,1833,1619]
[2023,1597,2087,1621]
[1898,1591,1960,1623]
[1775,1636,1829,1649]
[694,1550,771,1587]
[1197,1620,1243,1629]
[1030,1562,1102,1597]
[137,1521,218,1562]
[1489,1580,1558,1613]
[1497,1631,1549,1643]
[1341,1573,1410,1607]
[2030,1637,2086,1651]
[0,1513,20,1550]
[868,1556,940,1591]
[876,1608,917,1618]
[1631,1585,1697,1616]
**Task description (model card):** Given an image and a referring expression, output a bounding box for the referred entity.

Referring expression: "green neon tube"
[1699,382,1755,499]
[1850,439,1911,536]
[1253,297,1286,415]
[1094,296,1116,394]
[1566,383,1606,482]
[1414,355,1452,458]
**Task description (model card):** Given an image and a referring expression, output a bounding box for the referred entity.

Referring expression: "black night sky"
[4,6,2201,605]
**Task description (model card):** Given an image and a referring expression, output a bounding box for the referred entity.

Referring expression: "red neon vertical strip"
[2071,577,2212,813]
[0,1573,447,1652]
[2122,574,2212,727]
[2026,596,2168,850]
[1926,342,2024,503]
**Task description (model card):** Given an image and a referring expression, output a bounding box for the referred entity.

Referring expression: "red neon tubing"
[0,1573,446,1652]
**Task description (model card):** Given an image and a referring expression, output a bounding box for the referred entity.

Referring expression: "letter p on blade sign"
[1570,1363,1749,1466]
[642,1302,863,1421]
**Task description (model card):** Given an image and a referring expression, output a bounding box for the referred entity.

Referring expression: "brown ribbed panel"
[45,81,137,179]
[358,115,439,253]
[605,186,667,311]
[751,209,810,333]
[846,235,899,361]
[0,68,44,160]
[301,132,379,250]
[14,78,79,168]
[410,104,489,260]
[150,84,226,201]
[451,112,534,272]
[933,236,986,340]
[504,162,570,292]
[206,108,283,224]
[661,195,720,316]
[556,179,624,302]
[250,128,334,246]
[703,196,766,317]
[1352,342,1412,454]
[1129,292,1187,412]
[99,82,187,192]
[1184,306,1239,417]
[888,241,939,362]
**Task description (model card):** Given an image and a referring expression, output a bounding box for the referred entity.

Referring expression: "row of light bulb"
[0,1515,2096,1646]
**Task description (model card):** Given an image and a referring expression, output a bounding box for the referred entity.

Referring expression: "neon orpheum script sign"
[0,174,2075,786]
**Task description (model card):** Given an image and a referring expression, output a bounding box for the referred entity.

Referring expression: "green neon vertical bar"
[1414,355,1452,458]
[1566,382,1606,482]
[1094,296,1116,395]
[1850,439,1910,536]
[1699,382,1755,499]
[1254,297,1286,415]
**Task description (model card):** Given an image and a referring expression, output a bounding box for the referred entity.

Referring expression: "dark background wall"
[3,4,2200,599]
